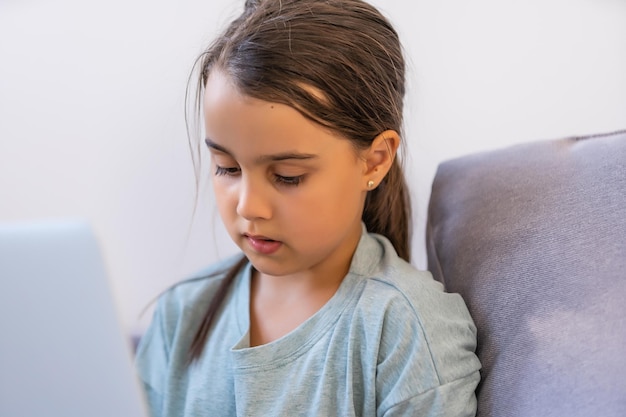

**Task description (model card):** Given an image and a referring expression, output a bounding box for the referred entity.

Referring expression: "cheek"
[325,163,364,199]
[211,181,235,217]
[295,171,364,219]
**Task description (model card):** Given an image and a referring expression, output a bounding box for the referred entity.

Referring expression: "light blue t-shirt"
[135,229,481,416]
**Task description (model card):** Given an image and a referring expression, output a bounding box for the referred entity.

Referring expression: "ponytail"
[363,158,412,262]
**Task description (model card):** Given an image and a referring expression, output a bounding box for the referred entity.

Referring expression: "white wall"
[2,0,625,334]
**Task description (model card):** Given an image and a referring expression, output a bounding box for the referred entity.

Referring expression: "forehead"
[202,70,356,159]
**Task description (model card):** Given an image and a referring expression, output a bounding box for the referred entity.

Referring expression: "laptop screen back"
[0,220,149,417]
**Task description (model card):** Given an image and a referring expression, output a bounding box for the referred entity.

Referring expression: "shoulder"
[350,233,480,396]
[140,254,246,357]
[367,246,476,341]
[155,254,246,324]
[353,232,473,332]
[135,254,248,391]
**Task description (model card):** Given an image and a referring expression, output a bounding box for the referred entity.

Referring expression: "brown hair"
[187,0,411,362]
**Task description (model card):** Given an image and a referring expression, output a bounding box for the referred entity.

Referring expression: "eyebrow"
[205,138,318,162]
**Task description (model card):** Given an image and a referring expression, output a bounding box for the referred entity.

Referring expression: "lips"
[244,234,283,255]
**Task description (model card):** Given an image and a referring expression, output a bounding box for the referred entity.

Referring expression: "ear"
[360,129,400,190]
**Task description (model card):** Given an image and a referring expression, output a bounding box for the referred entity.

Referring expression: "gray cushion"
[426,130,626,417]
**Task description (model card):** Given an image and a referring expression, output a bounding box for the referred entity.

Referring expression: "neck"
[248,226,362,346]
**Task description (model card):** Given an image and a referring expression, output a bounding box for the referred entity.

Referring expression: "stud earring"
[367,180,375,188]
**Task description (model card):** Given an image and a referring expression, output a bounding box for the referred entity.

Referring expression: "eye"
[274,174,304,186]
[214,165,240,176]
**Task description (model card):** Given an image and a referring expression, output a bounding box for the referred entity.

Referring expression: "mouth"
[244,233,276,241]
[243,234,282,255]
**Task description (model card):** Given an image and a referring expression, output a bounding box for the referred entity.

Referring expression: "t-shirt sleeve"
[382,372,480,417]
[375,283,481,417]
[135,297,172,417]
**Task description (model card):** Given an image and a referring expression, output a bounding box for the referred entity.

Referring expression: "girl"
[136,0,481,416]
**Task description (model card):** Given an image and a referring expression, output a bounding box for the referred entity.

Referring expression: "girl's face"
[203,70,370,280]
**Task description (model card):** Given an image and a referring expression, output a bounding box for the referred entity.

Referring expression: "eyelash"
[214,166,240,176]
[214,166,304,187]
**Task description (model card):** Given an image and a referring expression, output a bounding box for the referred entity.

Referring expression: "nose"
[236,176,272,220]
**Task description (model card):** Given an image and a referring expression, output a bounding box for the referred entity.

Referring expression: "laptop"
[0,219,150,417]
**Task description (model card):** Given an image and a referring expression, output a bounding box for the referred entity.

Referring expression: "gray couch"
[426,130,626,416]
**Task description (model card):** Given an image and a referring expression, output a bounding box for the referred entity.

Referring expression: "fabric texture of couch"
[426,129,626,416]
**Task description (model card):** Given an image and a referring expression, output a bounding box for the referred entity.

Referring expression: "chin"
[246,256,297,278]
